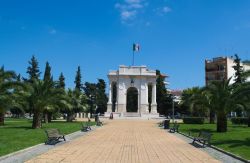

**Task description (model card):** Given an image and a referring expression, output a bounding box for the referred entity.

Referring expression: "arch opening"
[126,87,138,112]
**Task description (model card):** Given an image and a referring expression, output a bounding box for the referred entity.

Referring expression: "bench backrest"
[46,128,60,138]
[173,123,179,128]
[199,131,212,141]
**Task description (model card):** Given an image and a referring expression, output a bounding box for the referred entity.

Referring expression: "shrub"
[231,117,248,125]
[183,117,205,124]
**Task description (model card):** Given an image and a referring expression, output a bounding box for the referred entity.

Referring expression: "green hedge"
[231,117,248,125]
[183,117,205,124]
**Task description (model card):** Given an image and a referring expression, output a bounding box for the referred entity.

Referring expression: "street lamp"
[172,96,175,123]
[89,95,93,118]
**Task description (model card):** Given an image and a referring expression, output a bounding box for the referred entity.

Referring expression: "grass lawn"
[0,118,95,157]
[178,122,250,160]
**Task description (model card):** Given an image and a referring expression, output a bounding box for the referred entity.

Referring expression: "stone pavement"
[26,120,220,163]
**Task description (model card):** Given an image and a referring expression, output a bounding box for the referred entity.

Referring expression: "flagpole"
[132,50,135,66]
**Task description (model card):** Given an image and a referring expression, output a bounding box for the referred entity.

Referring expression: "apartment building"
[205,57,250,85]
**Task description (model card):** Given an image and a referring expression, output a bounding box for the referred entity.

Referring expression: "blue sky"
[1,0,250,90]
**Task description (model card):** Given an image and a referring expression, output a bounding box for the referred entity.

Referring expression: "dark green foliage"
[26,55,41,82]
[74,66,82,92]
[58,73,65,89]
[0,66,22,125]
[10,107,24,118]
[126,87,138,112]
[43,62,52,83]
[206,78,250,132]
[112,83,117,112]
[231,117,248,125]
[64,89,85,122]
[17,74,21,81]
[84,82,97,117]
[27,79,65,128]
[43,62,55,123]
[156,70,172,115]
[183,117,205,124]
[242,60,250,65]
[233,54,245,84]
[96,79,108,114]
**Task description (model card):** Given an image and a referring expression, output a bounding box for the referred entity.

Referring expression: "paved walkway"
[26,120,220,163]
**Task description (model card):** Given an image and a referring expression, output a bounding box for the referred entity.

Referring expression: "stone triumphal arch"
[106,65,158,117]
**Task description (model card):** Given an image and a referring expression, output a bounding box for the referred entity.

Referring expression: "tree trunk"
[44,112,48,124]
[48,112,52,123]
[217,111,227,132]
[67,113,74,122]
[0,112,4,126]
[209,110,215,124]
[248,116,250,127]
[32,112,42,129]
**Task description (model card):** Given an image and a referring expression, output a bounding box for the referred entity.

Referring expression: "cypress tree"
[74,66,82,92]
[58,72,65,89]
[96,79,108,114]
[43,62,53,123]
[43,61,52,83]
[156,70,172,115]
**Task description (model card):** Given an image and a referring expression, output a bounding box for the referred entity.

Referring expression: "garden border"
[0,125,99,162]
[178,131,250,163]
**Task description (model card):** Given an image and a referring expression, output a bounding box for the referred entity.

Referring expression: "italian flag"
[133,43,140,52]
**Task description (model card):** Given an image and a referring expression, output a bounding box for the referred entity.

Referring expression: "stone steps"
[123,112,140,117]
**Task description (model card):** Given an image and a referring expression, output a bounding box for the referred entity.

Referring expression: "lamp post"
[172,96,175,123]
[89,95,93,118]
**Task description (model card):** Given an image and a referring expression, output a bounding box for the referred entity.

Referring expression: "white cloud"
[121,10,137,20]
[162,6,171,13]
[155,6,172,16]
[115,1,172,25]
[125,0,141,4]
[115,0,145,23]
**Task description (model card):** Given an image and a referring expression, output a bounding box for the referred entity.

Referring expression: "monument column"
[145,84,149,113]
[107,82,112,112]
[151,82,157,114]
[108,83,112,104]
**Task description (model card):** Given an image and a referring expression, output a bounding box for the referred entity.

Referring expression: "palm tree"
[0,66,23,125]
[27,79,66,128]
[64,89,86,122]
[206,78,250,132]
[240,70,250,127]
[180,87,209,117]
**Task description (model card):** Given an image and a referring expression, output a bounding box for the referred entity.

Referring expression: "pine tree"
[96,79,108,114]
[17,74,21,82]
[58,73,65,89]
[26,55,41,82]
[233,54,245,84]
[232,54,246,117]
[74,66,82,92]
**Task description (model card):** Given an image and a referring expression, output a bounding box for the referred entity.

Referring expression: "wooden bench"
[81,122,92,132]
[158,120,164,127]
[96,119,103,126]
[192,131,212,147]
[45,128,65,145]
[169,123,179,133]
